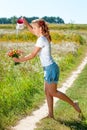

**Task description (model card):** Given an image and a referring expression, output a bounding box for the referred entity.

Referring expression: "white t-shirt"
[35,36,54,67]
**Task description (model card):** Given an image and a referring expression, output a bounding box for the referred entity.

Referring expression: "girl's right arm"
[13,46,41,63]
[23,18,34,34]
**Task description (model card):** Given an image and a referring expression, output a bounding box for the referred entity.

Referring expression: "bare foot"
[74,101,81,113]
[42,115,54,119]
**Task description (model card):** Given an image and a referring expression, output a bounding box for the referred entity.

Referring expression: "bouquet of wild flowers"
[8,49,23,65]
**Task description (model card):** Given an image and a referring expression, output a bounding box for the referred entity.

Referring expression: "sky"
[0,0,87,24]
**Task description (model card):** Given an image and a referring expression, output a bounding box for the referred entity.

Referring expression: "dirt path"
[11,54,87,130]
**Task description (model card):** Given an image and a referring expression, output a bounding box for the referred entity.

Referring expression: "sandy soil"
[11,54,87,130]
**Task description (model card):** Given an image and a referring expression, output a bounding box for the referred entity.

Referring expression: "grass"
[0,43,86,130]
[0,31,85,45]
[58,45,87,85]
[0,24,87,44]
[49,23,87,31]
[1,24,87,30]
[0,46,44,129]
[0,24,87,130]
[35,62,87,130]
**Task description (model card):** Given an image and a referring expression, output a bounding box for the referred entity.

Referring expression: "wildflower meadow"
[0,24,87,130]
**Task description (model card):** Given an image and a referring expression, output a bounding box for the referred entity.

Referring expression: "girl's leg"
[44,82,54,118]
[47,83,81,113]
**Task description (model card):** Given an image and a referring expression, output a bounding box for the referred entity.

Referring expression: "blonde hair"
[32,19,51,42]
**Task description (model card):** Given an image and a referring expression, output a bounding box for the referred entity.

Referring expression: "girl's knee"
[49,90,58,97]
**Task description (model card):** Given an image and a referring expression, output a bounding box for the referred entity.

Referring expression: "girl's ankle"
[48,114,54,118]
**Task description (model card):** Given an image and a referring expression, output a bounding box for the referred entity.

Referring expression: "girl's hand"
[13,57,21,65]
[13,57,20,63]
[23,18,29,26]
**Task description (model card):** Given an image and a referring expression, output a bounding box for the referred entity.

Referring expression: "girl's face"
[32,24,42,37]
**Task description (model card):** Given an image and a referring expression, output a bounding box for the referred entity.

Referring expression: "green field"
[0,24,87,130]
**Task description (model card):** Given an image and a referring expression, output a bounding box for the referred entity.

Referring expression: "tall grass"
[0,31,86,45]
[51,32,86,44]
[0,24,15,29]
[0,42,86,130]
[0,55,44,129]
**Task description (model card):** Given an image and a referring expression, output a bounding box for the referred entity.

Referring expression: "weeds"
[0,24,87,130]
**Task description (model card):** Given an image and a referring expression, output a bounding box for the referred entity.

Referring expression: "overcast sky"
[0,0,87,24]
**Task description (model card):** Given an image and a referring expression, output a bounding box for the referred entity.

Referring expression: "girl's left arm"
[13,47,41,63]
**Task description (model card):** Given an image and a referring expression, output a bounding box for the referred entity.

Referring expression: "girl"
[14,18,82,118]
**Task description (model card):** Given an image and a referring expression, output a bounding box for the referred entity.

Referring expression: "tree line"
[0,16,65,24]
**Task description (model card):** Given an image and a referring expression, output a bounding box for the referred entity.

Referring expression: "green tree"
[11,16,17,24]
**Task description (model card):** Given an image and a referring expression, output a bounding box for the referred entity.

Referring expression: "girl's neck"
[38,34,44,37]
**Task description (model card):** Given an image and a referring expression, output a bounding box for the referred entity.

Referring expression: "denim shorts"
[43,62,60,84]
